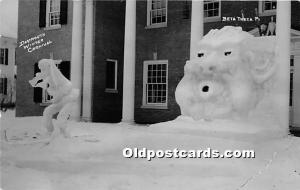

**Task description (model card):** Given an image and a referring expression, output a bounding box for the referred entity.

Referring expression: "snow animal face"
[175,26,277,120]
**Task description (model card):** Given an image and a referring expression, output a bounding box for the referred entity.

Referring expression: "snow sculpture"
[29,59,79,137]
[175,26,277,121]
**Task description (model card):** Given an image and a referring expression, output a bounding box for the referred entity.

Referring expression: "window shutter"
[39,0,47,28]
[60,0,68,25]
[5,49,8,65]
[59,61,70,79]
[4,78,7,95]
[0,78,3,94]
[182,1,190,19]
[33,62,43,103]
[0,51,3,65]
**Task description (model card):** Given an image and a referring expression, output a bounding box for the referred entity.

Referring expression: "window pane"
[263,1,277,11]
[150,0,166,25]
[106,60,116,89]
[265,2,271,10]
[214,9,218,16]
[204,0,220,18]
[157,17,162,23]
[271,2,277,9]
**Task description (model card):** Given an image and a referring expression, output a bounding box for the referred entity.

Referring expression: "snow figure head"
[175,26,277,120]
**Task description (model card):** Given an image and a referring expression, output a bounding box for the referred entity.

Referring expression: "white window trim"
[145,0,168,29]
[258,0,276,17]
[105,59,118,93]
[44,0,62,30]
[204,0,221,23]
[142,60,168,109]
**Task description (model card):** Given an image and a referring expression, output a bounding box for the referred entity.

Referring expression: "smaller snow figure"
[29,59,79,137]
[175,26,277,121]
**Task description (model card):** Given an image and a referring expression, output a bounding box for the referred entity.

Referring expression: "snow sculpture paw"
[175,26,277,120]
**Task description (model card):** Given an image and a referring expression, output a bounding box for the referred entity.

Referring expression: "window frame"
[45,0,62,30]
[204,0,221,23]
[105,59,118,93]
[258,0,277,17]
[142,60,168,109]
[146,0,168,29]
[0,48,8,65]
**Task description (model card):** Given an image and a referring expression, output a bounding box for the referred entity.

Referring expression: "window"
[142,60,168,108]
[0,78,8,95]
[204,0,221,22]
[47,0,61,27]
[105,59,118,93]
[259,1,276,16]
[39,0,68,29]
[263,1,277,11]
[0,48,8,65]
[290,56,294,107]
[147,0,167,28]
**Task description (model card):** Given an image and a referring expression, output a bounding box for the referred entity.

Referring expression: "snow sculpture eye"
[198,53,204,57]
[224,51,231,56]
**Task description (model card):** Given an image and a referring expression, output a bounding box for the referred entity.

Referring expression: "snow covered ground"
[1,110,300,190]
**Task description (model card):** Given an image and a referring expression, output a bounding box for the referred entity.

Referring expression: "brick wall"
[16,0,73,117]
[92,1,125,122]
[135,0,190,123]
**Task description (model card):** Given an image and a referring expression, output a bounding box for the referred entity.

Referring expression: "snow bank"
[1,111,300,190]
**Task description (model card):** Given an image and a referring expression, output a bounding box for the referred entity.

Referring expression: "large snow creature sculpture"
[29,59,80,137]
[175,26,277,120]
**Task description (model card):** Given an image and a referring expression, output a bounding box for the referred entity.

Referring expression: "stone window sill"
[105,89,118,93]
[40,102,51,106]
[145,23,167,29]
[141,104,168,110]
[259,10,276,17]
[44,25,62,31]
[204,16,221,23]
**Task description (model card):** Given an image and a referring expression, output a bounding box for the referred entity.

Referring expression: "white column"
[71,0,84,119]
[293,55,300,127]
[122,0,136,122]
[190,0,204,59]
[82,0,94,121]
[275,1,291,130]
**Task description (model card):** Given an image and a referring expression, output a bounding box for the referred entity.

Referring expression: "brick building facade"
[16,0,300,127]
[16,0,72,116]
